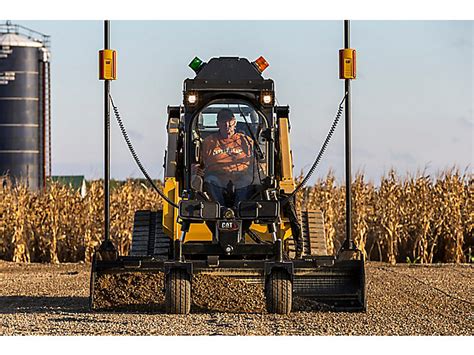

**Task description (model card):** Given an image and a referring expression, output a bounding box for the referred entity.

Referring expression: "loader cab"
[177,56,278,224]
[191,101,270,207]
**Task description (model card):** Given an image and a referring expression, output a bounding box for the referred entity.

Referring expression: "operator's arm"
[192,164,204,177]
[242,134,254,160]
[227,134,253,173]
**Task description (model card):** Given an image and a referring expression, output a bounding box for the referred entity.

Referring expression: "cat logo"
[218,220,239,231]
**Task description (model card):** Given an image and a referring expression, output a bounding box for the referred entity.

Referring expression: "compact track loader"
[90,56,366,314]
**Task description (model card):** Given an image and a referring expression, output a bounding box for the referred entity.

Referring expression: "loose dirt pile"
[192,274,266,313]
[92,272,165,311]
[92,272,267,313]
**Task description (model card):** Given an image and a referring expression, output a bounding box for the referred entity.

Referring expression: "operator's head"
[216,108,236,139]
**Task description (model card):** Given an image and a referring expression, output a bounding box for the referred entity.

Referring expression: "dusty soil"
[0,261,472,335]
[91,272,267,313]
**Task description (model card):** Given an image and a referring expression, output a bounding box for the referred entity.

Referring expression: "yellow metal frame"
[161,178,292,243]
[278,117,295,194]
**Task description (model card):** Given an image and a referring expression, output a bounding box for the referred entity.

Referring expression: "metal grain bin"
[0,22,51,190]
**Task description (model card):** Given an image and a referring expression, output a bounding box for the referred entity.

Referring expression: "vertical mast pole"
[104,20,111,242]
[343,20,354,249]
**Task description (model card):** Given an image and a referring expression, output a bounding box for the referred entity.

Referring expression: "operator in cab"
[195,108,255,206]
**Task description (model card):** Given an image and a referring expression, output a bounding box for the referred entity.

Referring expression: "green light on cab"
[189,56,204,72]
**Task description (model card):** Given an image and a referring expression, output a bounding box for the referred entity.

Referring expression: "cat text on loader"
[90,56,366,314]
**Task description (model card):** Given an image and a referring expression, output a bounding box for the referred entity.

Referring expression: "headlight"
[260,91,274,106]
[185,91,198,105]
[187,94,197,104]
[263,94,272,104]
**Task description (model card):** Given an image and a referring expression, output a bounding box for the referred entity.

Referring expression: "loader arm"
[275,107,296,195]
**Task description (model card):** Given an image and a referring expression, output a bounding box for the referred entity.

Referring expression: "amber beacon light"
[253,56,269,73]
[99,49,117,80]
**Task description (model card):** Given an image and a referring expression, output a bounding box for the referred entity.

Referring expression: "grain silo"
[0,21,51,191]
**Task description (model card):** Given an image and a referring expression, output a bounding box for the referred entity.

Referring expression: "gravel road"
[0,261,472,335]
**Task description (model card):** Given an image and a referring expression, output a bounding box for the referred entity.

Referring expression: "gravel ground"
[0,261,472,335]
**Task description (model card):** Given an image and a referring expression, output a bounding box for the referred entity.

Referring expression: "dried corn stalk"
[0,169,472,264]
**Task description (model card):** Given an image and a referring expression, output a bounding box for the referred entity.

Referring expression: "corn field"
[0,169,472,264]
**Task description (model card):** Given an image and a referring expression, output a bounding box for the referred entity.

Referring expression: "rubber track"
[286,238,297,259]
[129,210,170,258]
[287,209,327,258]
[300,209,328,256]
[266,269,292,315]
[152,211,170,259]
[286,210,300,259]
[165,269,191,314]
[129,210,152,256]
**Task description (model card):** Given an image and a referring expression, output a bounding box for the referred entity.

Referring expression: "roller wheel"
[265,269,292,315]
[165,269,191,314]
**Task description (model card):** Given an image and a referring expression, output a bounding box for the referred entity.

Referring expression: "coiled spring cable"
[109,94,179,209]
[282,92,348,204]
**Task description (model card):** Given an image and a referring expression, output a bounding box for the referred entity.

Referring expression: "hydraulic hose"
[282,92,348,204]
[109,94,178,209]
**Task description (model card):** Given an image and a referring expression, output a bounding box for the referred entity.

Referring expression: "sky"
[1,19,472,183]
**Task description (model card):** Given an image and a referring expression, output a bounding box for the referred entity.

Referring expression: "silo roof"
[0,33,43,48]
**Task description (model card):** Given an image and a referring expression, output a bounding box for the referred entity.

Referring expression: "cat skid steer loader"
[90,55,366,315]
